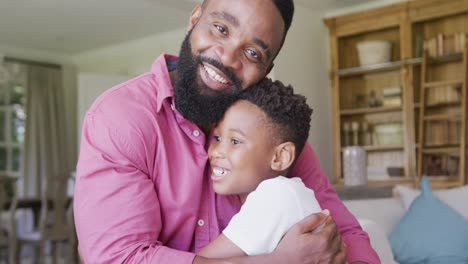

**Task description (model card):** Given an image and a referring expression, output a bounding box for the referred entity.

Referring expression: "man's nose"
[216,44,242,72]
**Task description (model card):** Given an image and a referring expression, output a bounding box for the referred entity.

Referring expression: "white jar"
[343,146,368,186]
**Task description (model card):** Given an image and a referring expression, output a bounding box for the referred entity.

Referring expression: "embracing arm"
[197,178,342,263]
[74,109,195,263]
[194,211,336,264]
[291,143,380,264]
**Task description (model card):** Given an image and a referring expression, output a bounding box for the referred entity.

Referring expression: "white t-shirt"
[222,176,322,256]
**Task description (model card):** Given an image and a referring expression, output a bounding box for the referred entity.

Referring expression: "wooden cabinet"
[324,0,468,188]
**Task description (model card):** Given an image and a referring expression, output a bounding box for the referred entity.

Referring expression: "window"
[0,64,26,177]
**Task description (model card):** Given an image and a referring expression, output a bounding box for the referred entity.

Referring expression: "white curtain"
[23,64,68,198]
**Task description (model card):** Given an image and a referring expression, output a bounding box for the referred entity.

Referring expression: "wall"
[73,29,185,76]
[274,5,333,178]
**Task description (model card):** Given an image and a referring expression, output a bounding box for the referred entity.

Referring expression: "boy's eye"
[213,135,221,142]
[231,138,240,145]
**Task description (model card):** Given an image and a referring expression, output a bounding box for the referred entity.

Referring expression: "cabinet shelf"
[421,146,460,154]
[425,178,462,189]
[335,53,463,78]
[364,145,404,152]
[336,60,402,77]
[427,53,463,64]
[426,101,461,108]
[341,145,404,152]
[336,177,414,186]
[340,106,402,116]
[423,79,463,89]
[423,113,461,121]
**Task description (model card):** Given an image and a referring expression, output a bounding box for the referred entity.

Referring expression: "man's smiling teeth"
[213,167,228,176]
[203,65,229,84]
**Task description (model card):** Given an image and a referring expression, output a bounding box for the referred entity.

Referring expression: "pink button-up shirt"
[74,54,380,264]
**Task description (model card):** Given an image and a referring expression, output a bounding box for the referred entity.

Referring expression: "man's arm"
[74,109,195,263]
[194,212,346,264]
[197,178,345,263]
[291,143,380,264]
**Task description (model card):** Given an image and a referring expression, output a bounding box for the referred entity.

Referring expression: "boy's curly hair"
[239,78,313,158]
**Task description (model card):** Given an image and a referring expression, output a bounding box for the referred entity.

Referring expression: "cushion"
[394,184,468,220]
[358,218,397,264]
[344,198,404,236]
[389,177,468,264]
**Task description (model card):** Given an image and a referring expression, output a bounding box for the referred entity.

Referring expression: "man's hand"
[272,210,347,264]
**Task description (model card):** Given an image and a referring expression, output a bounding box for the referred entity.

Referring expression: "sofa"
[344,197,402,264]
[342,182,468,264]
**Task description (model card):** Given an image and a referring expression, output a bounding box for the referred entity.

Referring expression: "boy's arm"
[197,234,246,259]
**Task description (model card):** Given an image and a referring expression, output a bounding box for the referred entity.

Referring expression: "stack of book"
[423,154,459,177]
[424,120,461,146]
[426,84,462,106]
[424,32,467,57]
[382,87,402,107]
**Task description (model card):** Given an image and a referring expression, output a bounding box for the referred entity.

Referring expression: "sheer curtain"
[23,64,68,197]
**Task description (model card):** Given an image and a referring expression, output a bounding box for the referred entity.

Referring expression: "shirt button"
[193,130,200,137]
[197,219,205,227]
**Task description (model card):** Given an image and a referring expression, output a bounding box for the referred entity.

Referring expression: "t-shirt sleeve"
[222,177,320,256]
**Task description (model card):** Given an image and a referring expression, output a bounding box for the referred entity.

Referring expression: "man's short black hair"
[202,0,294,33]
[239,78,312,159]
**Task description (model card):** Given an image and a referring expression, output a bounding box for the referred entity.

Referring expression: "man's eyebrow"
[253,38,272,60]
[210,11,239,27]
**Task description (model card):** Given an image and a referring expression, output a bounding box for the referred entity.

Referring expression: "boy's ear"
[271,142,296,172]
[186,5,202,34]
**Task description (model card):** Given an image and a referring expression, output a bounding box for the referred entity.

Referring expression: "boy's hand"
[273,210,346,264]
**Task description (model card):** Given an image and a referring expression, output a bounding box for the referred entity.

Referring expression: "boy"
[198,78,323,258]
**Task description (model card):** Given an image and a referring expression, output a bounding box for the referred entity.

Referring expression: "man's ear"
[271,142,295,172]
[186,5,202,34]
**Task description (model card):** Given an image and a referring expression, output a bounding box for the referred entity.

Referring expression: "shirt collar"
[152,53,179,112]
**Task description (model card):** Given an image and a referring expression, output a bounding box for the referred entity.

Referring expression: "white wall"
[73,29,185,76]
[274,5,333,178]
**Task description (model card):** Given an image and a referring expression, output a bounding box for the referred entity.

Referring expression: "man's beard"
[173,31,243,129]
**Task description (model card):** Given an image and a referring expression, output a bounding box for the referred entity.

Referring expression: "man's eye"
[214,135,221,142]
[245,49,258,58]
[214,24,227,35]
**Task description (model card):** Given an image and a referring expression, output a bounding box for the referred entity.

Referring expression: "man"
[74,0,380,263]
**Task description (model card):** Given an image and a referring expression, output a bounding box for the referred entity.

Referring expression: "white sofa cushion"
[394,184,468,220]
[344,198,404,236]
[358,218,397,264]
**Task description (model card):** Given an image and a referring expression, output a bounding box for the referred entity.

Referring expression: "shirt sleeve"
[73,106,195,264]
[222,178,317,256]
[290,143,381,264]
